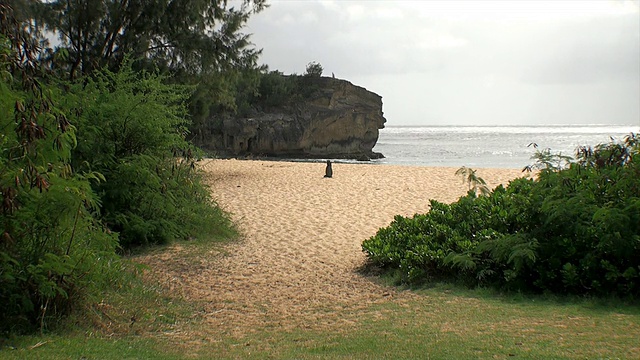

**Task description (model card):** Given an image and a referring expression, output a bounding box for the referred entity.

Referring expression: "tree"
[304,61,323,77]
[33,0,268,79]
[30,0,270,149]
[1,3,237,332]
[1,3,120,331]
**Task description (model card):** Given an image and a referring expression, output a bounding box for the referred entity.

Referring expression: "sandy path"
[140,160,523,338]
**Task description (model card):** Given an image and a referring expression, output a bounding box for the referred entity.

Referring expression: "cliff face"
[199,76,386,160]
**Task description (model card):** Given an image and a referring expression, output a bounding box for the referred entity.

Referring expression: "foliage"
[363,135,640,297]
[62,60,234,248]
[33,0,267,79]
[234,65,330,113]
[304,61,323,77]
[255,70,297,110]
[0,8,121,332]
[455,166,489,195]
[522,142,573,172]
[190,65,329,138]
[1,3,235,334]
[21,0,269,152]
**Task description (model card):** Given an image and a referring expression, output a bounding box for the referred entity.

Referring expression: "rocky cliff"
[198,76,386,160]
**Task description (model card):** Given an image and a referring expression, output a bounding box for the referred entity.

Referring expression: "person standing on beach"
[324,160,333,178]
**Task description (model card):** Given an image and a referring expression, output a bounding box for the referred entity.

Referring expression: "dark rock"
[355,154,371,161]
[197,77,386,160]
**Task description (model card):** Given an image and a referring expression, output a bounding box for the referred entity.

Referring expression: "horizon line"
[383,123,640,128]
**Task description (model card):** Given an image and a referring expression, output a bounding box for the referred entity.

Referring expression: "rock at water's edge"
[196,76,386,160]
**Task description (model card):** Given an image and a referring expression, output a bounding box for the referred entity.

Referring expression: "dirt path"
[138,160,522,340]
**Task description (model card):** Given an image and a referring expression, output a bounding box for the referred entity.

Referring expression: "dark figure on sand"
[324,160,333,178]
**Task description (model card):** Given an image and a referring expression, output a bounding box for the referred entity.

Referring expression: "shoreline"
[202,156,528,171]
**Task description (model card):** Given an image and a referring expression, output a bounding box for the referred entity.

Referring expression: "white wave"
[381,125,639,135]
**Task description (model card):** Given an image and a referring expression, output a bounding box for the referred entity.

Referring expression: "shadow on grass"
[355,260,640,316]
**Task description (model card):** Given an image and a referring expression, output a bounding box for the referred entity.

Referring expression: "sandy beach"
[140,160,524,339]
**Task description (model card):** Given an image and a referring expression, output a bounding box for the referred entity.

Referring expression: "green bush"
[528,136,640,295]
[304,61,323,77]
[64,60,234,248]
[1,4,234,333]
[1,40,234,334]
[363,134,640,297]
[237,67,327,115]
[257,70,296,109]
[0,32,121,332]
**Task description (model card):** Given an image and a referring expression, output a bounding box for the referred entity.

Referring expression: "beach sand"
[139,160,524,339]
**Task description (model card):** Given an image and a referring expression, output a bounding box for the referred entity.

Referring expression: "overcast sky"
[244,0,640,127]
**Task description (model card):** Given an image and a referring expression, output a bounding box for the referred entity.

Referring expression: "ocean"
[371,125,640,169]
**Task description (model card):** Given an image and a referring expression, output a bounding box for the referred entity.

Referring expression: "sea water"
[371,125,639,169]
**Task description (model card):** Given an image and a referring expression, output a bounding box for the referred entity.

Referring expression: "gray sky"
[245,0,640,126]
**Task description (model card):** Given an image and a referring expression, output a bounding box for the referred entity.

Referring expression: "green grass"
[0,247,198,360]
[2,245,639,360]
[185,284,640,359]
[1,335,182,360]
[5,284,637,360]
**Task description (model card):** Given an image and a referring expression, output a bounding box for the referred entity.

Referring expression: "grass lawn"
[2,282,638,360]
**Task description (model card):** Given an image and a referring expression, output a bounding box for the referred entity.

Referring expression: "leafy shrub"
[257,70,296,109]
[363,134,640,297]
[0,26,121,332]
[363,192,498,283]
[65,60,234,248]
[304,61,323,77]
[0,3,234,333]
[527,136,640,295]
[455,166,490,195]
